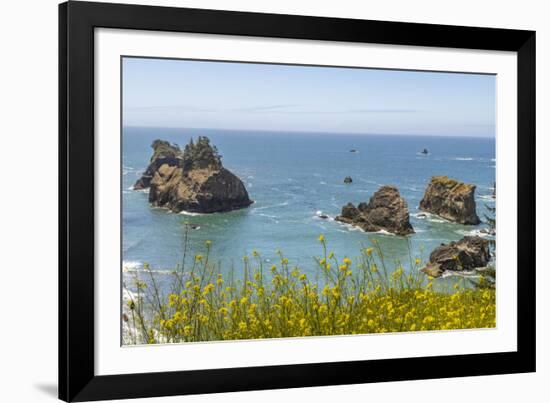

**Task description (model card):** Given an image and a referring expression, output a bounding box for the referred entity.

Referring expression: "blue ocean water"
[122,127,495,283]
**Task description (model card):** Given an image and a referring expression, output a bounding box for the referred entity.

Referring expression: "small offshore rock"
[344,176,353,184]
[421,236,491,278]
[419,176,481,225]
[335,185,414,236]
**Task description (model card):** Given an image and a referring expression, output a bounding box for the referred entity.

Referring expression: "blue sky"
[122,57,495,137]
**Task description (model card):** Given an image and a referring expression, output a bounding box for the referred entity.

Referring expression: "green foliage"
[182,136,222,170]
[123,237,496,345]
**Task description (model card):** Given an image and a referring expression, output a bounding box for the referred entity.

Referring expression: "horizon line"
[122,125,496,140]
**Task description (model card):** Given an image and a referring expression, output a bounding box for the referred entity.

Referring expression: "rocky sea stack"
[335,185,414,236]
[421,236,491,278]
[419,176,480,225]
[134,136,253,213]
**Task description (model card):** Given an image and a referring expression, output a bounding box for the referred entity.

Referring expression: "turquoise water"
[122,127,495,283]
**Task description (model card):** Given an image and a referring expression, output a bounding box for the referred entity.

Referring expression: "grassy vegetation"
[123,235,495,345]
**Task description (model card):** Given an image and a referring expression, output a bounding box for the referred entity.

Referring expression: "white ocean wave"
[452,157,474,161]
[440,270,480,279]
[122,261,180,275]
[357,178,378,184]
[179,210,204,216]
[313,211,334,221]
[252,201,290,211]
[428,218,447,223]
[455,228,495,238]
[405,186,421,192]
[411,211,451,223]
[256,213,279,223]
[376,229,396,236]
[122,260,143,271]
[128,186,149,193]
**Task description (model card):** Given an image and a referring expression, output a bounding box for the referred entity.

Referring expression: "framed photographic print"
[59,1,536,401]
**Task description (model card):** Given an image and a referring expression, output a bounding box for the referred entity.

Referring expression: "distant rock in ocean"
[421,148,429,155]
[419,176,480,225]
[350,149,358,153]
[421,236,491,278]
[344,176,353,184]
[134,136,253,213]
[335,185,414,236]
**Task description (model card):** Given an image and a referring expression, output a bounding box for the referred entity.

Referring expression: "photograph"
[121,57,497,345]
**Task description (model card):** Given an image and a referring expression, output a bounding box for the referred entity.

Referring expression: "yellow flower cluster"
[124,236,496,344]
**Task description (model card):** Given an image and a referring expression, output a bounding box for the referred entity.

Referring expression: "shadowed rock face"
[421,236,491,278]
[134,136,253,213]
[335,185,414,236]
[419,176,480,225]
[133,140,182,190]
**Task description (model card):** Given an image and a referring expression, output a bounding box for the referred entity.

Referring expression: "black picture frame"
[59,1,536,401]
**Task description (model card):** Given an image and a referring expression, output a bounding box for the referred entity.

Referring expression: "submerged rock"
[135,136,253,213]
[421,236,491,278]
[335,185,414,236]
[344,176,353,184]
[419,176,481,225]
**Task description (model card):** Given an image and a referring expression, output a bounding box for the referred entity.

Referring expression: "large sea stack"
[134,136,253,213]
[335,185,414,236]
[421,236,491,278]
[419,176,480,225]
